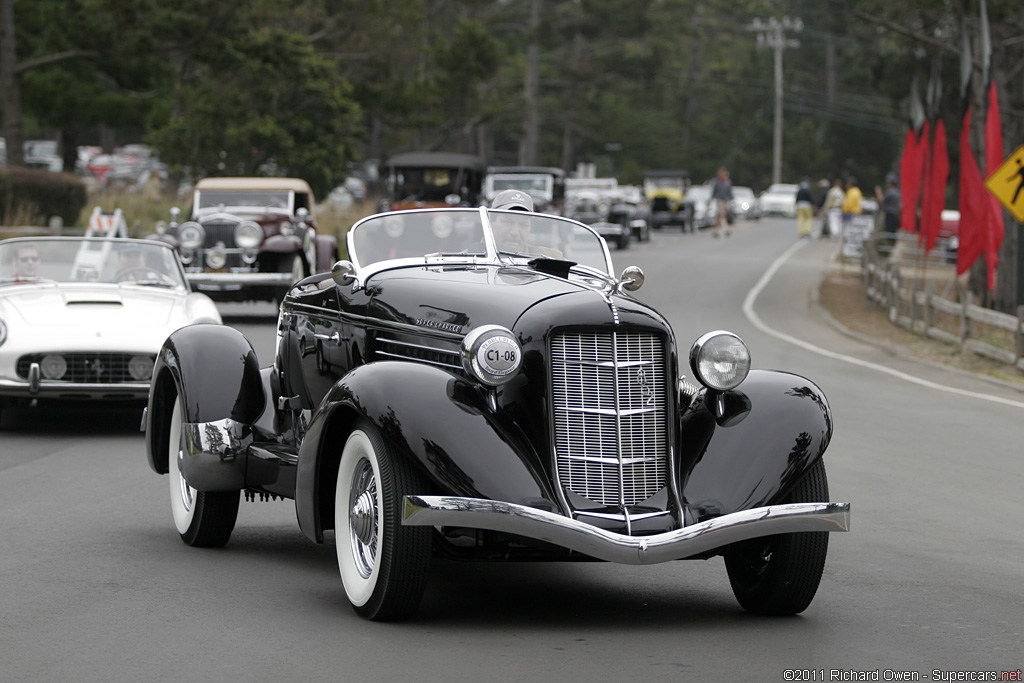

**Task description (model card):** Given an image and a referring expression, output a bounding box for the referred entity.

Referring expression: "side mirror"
[618,265,644,292]
[331,260,357,288]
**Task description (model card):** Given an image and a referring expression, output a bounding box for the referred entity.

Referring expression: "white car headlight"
[234,221,263,249]
[177,222,205,249]
[128,355,154,381]
[40,354,67,380]
[279,221,293,236]
[461,325,522,387]
[689,331,750,391]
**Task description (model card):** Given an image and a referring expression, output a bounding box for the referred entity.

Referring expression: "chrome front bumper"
[186,271,295,291]
[403,496,850,565]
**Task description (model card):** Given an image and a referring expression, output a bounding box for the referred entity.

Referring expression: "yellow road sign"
[984,142,1024,222]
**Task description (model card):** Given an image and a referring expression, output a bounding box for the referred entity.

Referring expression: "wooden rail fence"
[859,235,1024,373]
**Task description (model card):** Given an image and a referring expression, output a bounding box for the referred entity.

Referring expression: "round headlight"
[279,221,293,236]
[461,325,522,387]
[178,249,194,265]
[234,221,263,249]
[178,222,205,249]
[40,354,67,380]
[206,247,227,270]
[688,331,750,391]
[128,355,154,381]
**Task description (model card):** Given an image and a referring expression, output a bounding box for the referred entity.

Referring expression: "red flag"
[957,106,986,276]
[900,121,928,234]
[920,119,949,254]
[899,129,922,233]
[982,80,1004,289]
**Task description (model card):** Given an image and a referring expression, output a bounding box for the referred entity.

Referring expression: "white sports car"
[0,236,221,416]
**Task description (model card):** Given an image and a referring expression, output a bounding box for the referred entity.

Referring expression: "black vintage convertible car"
[143,207,849,621]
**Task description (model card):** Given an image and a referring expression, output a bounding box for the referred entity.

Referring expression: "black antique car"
[152,177,338,302]
[143,207,849,621]
[380,152,486,212]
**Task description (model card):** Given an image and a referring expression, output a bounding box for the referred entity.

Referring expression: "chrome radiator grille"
[17,352,154,384]
[551,331,668,506]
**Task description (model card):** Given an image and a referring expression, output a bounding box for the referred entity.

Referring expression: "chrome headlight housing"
[128,355,154,381]
[461,325,522,387]
[40,354,67,380]
[177,221,205,249]
[206,247,227,270]
[688,331,750,391]
[234,220,263,249]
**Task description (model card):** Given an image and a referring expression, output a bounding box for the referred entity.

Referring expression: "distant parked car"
[687,185,716,229]
[730,186,762,221]
[759,183,798,218]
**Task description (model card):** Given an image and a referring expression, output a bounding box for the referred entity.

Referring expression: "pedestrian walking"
[874,172,901,258]
[710,168,733,238]
[821,178,845,239]
[796,178,815,238]
[841,177,863,224]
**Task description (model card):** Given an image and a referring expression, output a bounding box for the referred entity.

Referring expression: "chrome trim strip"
[565,359,653,368]
[186,272,295,287]
[403,496,850,565]
[561,406,658,417]
[375,350,461,370]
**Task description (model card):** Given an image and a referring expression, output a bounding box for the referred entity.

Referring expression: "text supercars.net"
[783,669,1022,681]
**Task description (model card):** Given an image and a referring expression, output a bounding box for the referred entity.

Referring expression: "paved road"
[2,217,1021,682]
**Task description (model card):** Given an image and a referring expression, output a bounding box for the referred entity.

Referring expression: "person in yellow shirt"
[841,177,862,224]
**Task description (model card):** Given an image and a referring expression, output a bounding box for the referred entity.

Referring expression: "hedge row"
[0,167,87,226]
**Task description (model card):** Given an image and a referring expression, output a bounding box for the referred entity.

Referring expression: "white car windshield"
[0,237,187,288]
[347,208,612,276]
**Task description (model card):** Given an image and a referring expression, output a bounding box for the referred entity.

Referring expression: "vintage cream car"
[154,177,338,302]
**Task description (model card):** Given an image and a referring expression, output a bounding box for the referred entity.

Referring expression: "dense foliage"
[2,0,1023,196]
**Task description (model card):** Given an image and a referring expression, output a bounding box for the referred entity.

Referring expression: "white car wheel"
[335,420,431,621]
[167,395,239,547]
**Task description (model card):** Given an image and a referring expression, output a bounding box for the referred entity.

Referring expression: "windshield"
[197,190,292,212]
[486,174,553,202]
[0,237,188,289]
[347,208,612,276]
[644,177,686,191]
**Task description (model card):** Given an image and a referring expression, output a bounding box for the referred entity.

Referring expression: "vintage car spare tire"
[723,458,830,615]
[167,396,240,547]
[335,419,432,621]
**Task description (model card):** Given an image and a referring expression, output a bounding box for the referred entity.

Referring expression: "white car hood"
[3,285,179,327]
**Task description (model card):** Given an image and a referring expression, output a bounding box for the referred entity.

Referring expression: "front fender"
[260,233,303,254]
[294,361,559,543]
[680,369,833,521]
[145,325,265,481]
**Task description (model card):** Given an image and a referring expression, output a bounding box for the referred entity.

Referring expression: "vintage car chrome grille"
[199,220,239,248]
[376,337,461,372]
[551,331,668,506]
[16,353,154,384]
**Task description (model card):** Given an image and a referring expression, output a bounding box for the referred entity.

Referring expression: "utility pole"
[521,0,541,166]
[749,16,802,184]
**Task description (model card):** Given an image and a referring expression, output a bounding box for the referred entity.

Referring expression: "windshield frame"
[346,207,615,280]
[0,236,190,290]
